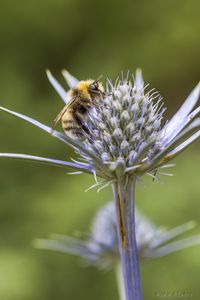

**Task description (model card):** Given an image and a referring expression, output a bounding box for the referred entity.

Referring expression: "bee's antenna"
[94,75,103,84]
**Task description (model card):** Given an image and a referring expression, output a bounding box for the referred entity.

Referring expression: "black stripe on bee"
[72,111,83,126]
[63,125,81,131]
[62,120,74,124]
[82,124,90,135]
[68,129,83,138]
[77,105,88,114]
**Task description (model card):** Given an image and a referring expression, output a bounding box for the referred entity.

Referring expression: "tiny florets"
[84,72,165,171]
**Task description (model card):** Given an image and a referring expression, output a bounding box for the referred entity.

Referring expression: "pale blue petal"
[46,70,69,104]
[62,69,79,88]
[0,105,104,168]
[152,118,200,166]
[0,153,92,172]
[163,105,200,145]
[148,235,200,258]
[162,83,200,138]
[34,237,94,258]
[165,118,200,148]
[0,105,70,145]
[166,130,200,158]
[151,221,196,248]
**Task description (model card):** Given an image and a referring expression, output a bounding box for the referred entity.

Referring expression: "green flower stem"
[112,177,143,300]
[115,264,126,300]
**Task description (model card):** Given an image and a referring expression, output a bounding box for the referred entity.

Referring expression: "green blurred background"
[0,0,199,299]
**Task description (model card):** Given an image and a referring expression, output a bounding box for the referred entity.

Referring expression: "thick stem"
[112,177,143,300]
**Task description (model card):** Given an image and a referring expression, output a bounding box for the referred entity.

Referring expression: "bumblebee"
[51,79,105,139]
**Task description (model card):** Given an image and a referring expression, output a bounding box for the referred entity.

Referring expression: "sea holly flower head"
[0,69,199,186]
[35,201,200,269]
[83,71,165,178]
[50,69,199,183]
[82,70,199,182]
[0,69,199,300]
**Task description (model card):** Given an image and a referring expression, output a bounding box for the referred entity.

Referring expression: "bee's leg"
[74,130,84,139]
[82,125,95,144]
[82,124,90,135]
[152,169,158,181]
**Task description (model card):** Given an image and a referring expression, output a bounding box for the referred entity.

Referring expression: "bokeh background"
[0,0,199,299]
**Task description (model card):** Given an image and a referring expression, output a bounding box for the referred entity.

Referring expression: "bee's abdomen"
[61,119,83,139]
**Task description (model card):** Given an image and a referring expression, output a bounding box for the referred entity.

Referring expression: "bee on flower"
[0,68,199,300]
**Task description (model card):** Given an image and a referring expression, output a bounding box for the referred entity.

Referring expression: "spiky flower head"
[0,69,199,186]
[35,201,200,269]
[82,70,199,182]
[46,69,199,185]
[81,71,165,179]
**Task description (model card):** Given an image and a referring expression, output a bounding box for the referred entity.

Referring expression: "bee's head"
[74,78,105,100]
[88,77,105,98]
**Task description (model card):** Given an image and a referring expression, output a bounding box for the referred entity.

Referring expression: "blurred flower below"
[35,201,200,269]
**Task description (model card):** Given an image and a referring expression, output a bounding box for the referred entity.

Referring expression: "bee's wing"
[51,96,78,132]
